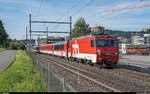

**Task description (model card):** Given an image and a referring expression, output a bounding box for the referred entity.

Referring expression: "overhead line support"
[31,21,70,24]
[31,31,70,33]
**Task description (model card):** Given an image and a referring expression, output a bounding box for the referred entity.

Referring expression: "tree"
[72,17,91,38]
[9,42,17,49]
[127,39,131,43]
[0,20,8,46]
[147,29,150,32]
[19,44,26,50]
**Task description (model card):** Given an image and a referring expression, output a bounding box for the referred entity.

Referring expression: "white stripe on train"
[40,50,96,63]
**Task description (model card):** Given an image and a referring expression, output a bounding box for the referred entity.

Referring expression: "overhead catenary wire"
[71,0,95,19]
[104,0,148,12]
[53,0,95,32]
[90,0,145,25]
[34,0,44,18]
[84,0,126,20]
[52,0,80,31]
[56,0,81,22]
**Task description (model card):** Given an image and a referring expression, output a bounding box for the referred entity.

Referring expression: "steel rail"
[39,55,121,92]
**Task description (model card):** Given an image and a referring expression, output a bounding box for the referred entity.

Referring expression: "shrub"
[133,45,139,51]
[9,42,26,50]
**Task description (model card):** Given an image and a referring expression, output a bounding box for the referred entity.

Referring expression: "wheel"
[81,59,84,63]
[90,63,95,67]
[83,59,87,64]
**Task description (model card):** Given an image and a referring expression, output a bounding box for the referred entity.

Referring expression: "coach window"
[60,45,64,50]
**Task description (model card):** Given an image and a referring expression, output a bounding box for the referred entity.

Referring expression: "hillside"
[104,29,137,38]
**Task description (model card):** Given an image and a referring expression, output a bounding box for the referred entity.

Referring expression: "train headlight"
[114,53,118,55]
[97,49,101,56]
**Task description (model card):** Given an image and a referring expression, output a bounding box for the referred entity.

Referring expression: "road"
[119,55,150,67]
[119,55,150,74]
[0,50,18,72]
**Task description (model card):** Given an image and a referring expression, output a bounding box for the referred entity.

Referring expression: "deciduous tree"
[0,20,8,46]
[72,17,91,38]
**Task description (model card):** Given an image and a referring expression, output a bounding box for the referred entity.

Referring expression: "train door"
[65,41,69,59]
[70,42,73,57]
[52,45,54,56]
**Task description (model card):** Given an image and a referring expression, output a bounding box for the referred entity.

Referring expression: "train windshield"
[91,40,118,47]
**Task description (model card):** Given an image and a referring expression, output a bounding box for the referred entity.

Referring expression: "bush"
[9,42,26,50]
[9,42,17,49]
[133,45,139,51]
[19,44,26,50]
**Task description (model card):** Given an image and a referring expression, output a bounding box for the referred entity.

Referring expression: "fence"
[27,50,76,92]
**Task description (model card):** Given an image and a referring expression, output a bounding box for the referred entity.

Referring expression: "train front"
[93,37,119,67]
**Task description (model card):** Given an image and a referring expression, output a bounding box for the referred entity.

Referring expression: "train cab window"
[91,40,95,47]
[91,40,118,47]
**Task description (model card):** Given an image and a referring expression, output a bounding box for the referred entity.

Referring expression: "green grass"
[0,50,47,92]
[0,48,6,52]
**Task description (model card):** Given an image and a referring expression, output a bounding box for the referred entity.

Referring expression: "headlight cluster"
[100,53,118,55]
[97,49,101,56]
[97,49,118,56]
[114,53,118,55]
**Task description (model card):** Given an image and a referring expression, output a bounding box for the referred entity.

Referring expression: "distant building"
[118,37,128,43]
[131,35,144,45]
[92,26,104,35]
[119,42,130,55]
[144,34,150,46]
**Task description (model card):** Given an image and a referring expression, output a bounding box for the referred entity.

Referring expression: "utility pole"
[70,16,72,40]
[26,27,28,49]
[29,14,32,50]
[46,27,48,44]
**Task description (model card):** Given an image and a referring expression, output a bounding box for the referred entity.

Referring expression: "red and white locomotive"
[34,33,119,68]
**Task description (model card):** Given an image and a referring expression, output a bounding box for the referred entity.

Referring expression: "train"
[33,34,119,68]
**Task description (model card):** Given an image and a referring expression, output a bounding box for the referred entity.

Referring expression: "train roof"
[71,34,117,41]
[53,41,66,45]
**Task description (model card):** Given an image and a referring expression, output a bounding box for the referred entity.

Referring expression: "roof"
[53,41,66,45]
[71,34,117,41]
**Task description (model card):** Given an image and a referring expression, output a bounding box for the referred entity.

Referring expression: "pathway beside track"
[0,50,18,72]
[119,55,150,69]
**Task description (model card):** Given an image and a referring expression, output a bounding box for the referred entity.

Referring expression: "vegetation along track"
[39,54,150,92]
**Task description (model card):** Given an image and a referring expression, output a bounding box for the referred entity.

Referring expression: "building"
[92,26,104,34]
[119,42,130,55]
[131,35,144,45]
[144,34,150,46]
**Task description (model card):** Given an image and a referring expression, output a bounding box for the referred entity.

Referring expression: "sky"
[0,0,150,40]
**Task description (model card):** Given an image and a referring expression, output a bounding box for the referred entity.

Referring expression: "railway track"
[39,54,150,92]
[41,54,150,82]
[46,54,150,82]
[39,54,120,92]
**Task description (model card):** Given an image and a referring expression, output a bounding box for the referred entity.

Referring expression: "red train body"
[34,35,119,67]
